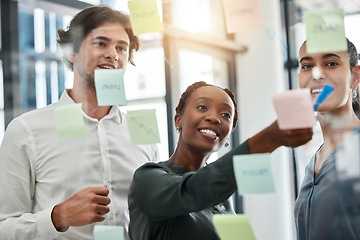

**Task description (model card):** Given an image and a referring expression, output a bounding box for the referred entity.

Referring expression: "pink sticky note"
[272,89,316,130]
[222,0,263,33]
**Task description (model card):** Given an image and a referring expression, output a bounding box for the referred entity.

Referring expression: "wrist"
[51,204,69,232]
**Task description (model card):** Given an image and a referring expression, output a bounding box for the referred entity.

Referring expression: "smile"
[199,129,220,141]
[98,64,116,69]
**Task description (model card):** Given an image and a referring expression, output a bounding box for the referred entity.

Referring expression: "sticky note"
[336,130,360,180]
[222,0,262,33]
[272,89,316,130]
[233,153,275,195]
[94,69,127,106]
[93,225,124,240]
[54,103,86,139]
[213,214,256,240]
[128,0,164,35]
[127,109,160,145]
[304,8,347,53]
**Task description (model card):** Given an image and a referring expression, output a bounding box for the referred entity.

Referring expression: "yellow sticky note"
[54,104,86,139]
[213,214,256,240]
[222,0,263,33]
[93,225,124,240]
[233,153,275,195]
[272,89,316,130]
[127,109,160,145]
[304,8,347,53]
[94,69,127,106]
[128,0,164,35]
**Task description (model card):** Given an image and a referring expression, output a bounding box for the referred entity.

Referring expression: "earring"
[225,139,229,147]
[176,127,180,133]
[353,89,358,98]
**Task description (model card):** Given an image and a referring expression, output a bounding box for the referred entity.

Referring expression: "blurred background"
[0,0,359,239]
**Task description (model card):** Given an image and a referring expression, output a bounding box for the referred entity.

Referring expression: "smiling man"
[0,6,159,240]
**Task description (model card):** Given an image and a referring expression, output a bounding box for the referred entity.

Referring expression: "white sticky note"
[94,69,127,106]
[336,131,360,180]
[233,153,275,195]
[272,89,316,130]
[312,66,321,80]
[93,225,124,240]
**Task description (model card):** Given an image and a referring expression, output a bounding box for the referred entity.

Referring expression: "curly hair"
[57,5,140,71]
[175,81,238,130]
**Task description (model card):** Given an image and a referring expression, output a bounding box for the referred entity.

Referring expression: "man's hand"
[248,120,313,153]
[51,186,110,232]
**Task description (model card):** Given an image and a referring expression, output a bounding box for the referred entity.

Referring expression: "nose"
[205,113,221,124]
[105,47,119,62]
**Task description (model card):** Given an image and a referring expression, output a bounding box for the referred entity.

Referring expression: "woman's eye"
[325,61,338,67]
[222,113,231,119]
[301,64,313,70]
[197,105,207,111]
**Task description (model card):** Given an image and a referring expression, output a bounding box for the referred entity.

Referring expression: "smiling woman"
[294,38,360,240]
[127,81,314,240]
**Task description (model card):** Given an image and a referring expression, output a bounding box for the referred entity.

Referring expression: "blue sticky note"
[54,103,86,139]
[93,225,124,240]
[127,109,160,145]
[213,214,256,240]
[233,153,275,195]
[304,8,347,53]
[94,69,127,106]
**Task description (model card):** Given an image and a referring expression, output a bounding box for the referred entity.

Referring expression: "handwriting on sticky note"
[127,109,160,145]
[222,0,262,33]
[213,214,256,240]
[54,104,86,139]
[94,69,127,106]
[128,0,164,35]
[272,89,316,130]
[304,8,347,53]
[93,225,124,240]
[233,153,275,195]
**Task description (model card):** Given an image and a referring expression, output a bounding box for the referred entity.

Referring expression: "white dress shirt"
[0,90,159,240]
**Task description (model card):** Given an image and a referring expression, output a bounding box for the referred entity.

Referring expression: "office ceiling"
[294,0,360,14]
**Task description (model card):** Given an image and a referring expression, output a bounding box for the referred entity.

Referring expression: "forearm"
[247,120,313,153]
[0,208,62,239]
[247,124,281,153]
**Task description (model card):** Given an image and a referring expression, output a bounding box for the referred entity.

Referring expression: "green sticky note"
[213,214,256,240]
[93,225,124,240]
[94,69,127,106]
[304,8,347,53]
[54,104,86,139]
[127,109,160,145]
[128,0,164,35]
[233,153,275,195]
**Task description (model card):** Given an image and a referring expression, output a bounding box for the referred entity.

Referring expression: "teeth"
[311,88,322,94]
[99,65,114,69]
[200,129,217,136]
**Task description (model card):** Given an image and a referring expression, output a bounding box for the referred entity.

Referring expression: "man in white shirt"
[0,6,159,240]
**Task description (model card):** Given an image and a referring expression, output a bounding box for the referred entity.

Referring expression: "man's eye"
[96,42,105,47]
[116,46,127,53]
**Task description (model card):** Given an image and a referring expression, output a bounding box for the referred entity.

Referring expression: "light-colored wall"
[235,0,295,239]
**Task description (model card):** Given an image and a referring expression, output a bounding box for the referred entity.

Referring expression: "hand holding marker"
[313,85,334,111]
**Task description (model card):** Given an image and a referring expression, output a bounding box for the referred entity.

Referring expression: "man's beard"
[82,72,96,92]
[77,65,96,92]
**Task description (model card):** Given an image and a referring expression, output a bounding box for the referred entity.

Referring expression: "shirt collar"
[59,89,122,123]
